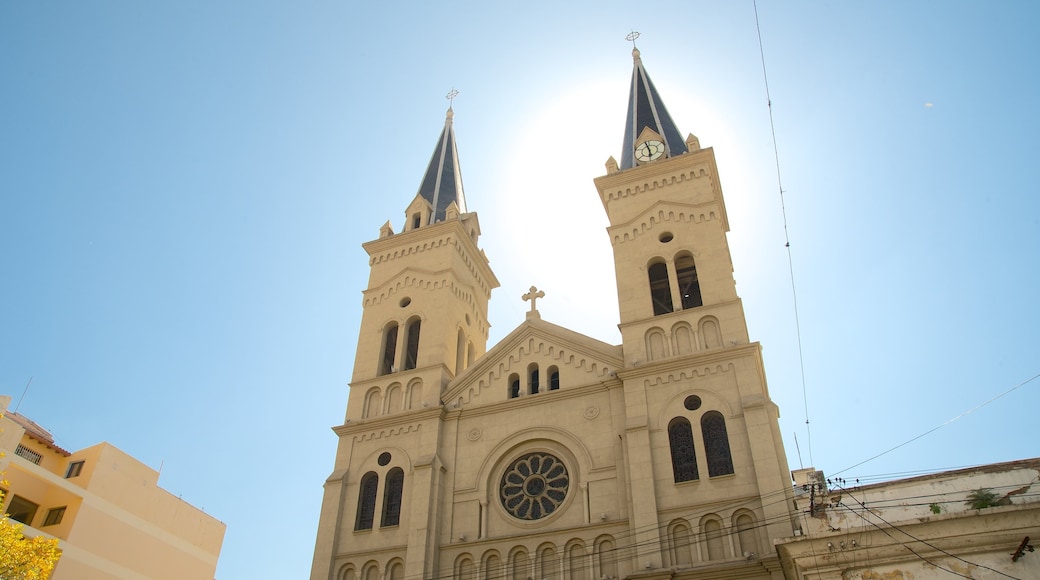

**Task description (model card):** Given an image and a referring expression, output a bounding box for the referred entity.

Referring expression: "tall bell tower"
[311,105,499,580]
[595,45,796,567]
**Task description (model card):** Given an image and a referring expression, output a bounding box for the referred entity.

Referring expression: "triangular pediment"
[442,317,622,408]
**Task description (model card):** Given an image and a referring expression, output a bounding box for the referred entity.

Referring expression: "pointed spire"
[619,46,687,170]
[416,97,467,224]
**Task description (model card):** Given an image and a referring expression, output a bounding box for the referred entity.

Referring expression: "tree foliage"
[0,511,62,580]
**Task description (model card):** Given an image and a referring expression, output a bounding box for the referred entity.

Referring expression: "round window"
[500,452,569,520]
[684,395,702,411]
[659,232,674,243]
[399,297,411,308]
[377,452,391,466]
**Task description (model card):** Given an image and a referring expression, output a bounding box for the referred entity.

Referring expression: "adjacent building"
[0,394,225,580]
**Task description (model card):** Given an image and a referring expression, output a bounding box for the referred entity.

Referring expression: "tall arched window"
[668,417,699,482]
[674,253,702,309]
[548,366,560,391]
[355,472,378,530]
[539,546,557,580]
[387,562,404,580]
[380,323,399,375]
[736,513,757,556]
[567,544,586,580]
[704,519,725,560]
[596,537,618,580]
[381,467,404,527]
[456,329,466,376]
[484,554,502,580]
[404,317,421,370]
[648,260,674,315]
[671,522,693,566]
[529,364,540,395]
[457,558,476,580]
[508,373,520,399]
[702,411,734,477]
[512,550,529,580]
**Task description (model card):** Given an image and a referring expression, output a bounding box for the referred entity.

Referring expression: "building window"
[674,253,702,309]
[648,261,674,315]
[381,467,404,527]
[528,364,539,395]
[411,213,421,229]
[14,444,42,465]
[508,373,520,399]
[380,323,399,375]
[403,317,421,370]
[668,417,699,482]
[548,366,560,391]
[6,495,39,526]
[43,506,66,527]
[66,460,85,478]
[702,411,734,477]
[355,472,379,531]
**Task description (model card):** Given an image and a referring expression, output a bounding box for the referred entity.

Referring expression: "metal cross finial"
[446,88,459,108]
[626,31,640,48]
[522,286,545,313]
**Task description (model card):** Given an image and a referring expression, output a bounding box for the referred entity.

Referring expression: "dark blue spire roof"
[417,107,467,223]
[619,48,687,170]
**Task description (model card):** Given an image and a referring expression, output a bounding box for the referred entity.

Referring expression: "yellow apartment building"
[0,394,225,580]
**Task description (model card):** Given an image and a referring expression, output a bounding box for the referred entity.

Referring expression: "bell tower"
[347,106,499,418]
[311,106,498,580]
[595,46,796,566]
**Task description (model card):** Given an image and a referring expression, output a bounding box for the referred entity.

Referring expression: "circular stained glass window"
[500,452,569,520]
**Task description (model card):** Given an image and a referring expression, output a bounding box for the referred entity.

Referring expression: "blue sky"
[2,2,1038,578]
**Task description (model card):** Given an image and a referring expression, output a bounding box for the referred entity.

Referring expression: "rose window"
[500,452,569,520]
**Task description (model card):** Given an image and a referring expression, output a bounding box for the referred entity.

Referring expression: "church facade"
[311,48,797,580]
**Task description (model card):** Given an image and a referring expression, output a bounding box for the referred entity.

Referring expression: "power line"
[752,0,813,467]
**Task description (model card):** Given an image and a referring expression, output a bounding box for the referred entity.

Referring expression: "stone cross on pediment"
[522,286,545,320]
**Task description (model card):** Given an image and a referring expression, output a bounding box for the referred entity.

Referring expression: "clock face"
[635,139,665,163]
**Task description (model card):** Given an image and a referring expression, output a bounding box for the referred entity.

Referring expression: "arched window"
[596,537,618,580]
[363,564,380,580]
[648,260,674,315]
[456,329,466,375]
[671,522,693,566]
[702,411,734,477]
[529,364,540,395]
[736,513,757,556]
[508,373,520,399]
[512,549,529,580]
[457,558,476,580]
[355,472,378,530]
[548,366,560,391]
[567,543,586,580]
[387,562,404,580]
[466,342,475,369]
[668,417,699,482]
[704,519,725,560]
[404,317,421,370]
[674,253,702,309]
[380,323,399,375]
[411,213,421,230]
[339,566,356,580]
[539,546,557,580]
[381,467,404,527]
[484,554,502,580]
[385,384,402,414]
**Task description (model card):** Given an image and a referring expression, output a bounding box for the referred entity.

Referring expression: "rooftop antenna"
[14,376,32,413]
